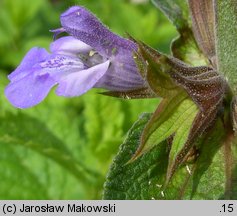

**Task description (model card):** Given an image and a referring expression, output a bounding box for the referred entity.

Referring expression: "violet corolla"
[5,6,146,108]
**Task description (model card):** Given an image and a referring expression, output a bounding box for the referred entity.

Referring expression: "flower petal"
[95,55,146,91]
[56,60,110,97]
[6,53,86,108]
[50,36,92,56]
[5,73,56,109]
[60,6,136,57]
[38,54,85,78]
[8,47,49,82]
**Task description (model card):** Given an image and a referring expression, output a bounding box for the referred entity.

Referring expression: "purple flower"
[5,6,146,108]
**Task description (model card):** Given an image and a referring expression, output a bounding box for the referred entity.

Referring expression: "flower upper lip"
[60,6,81,17]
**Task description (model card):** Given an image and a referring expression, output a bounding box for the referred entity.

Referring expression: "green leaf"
[2,0,45,27]
[0,113,102,199]
[167,100,198,178]
[190,120,225,198]
[0,112,99,183]
[103,113,169,200]
[133,93,197,157]
[82,92,125,166]
[103,114,227,200]
[215,0,237,94]
[152,0,208,66]
[229,140,237,199]
[0,144,49,199]
[151,0,189,30]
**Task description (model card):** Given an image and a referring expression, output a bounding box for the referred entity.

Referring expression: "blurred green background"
[0,0,177,199]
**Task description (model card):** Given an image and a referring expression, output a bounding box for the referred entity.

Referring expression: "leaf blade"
[103,114,227,200]
[214,0,237,93]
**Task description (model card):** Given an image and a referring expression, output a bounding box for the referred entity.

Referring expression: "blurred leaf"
[0,145,48,199]
[0,112,99,183]
[152,0,208,66]
[0,0,58,69]
[23,37,52,51]
[0,9,16,47]
[0,111,101,199]
[151,0,189,30]
[82,93,125,167]
[2,0,45,27]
